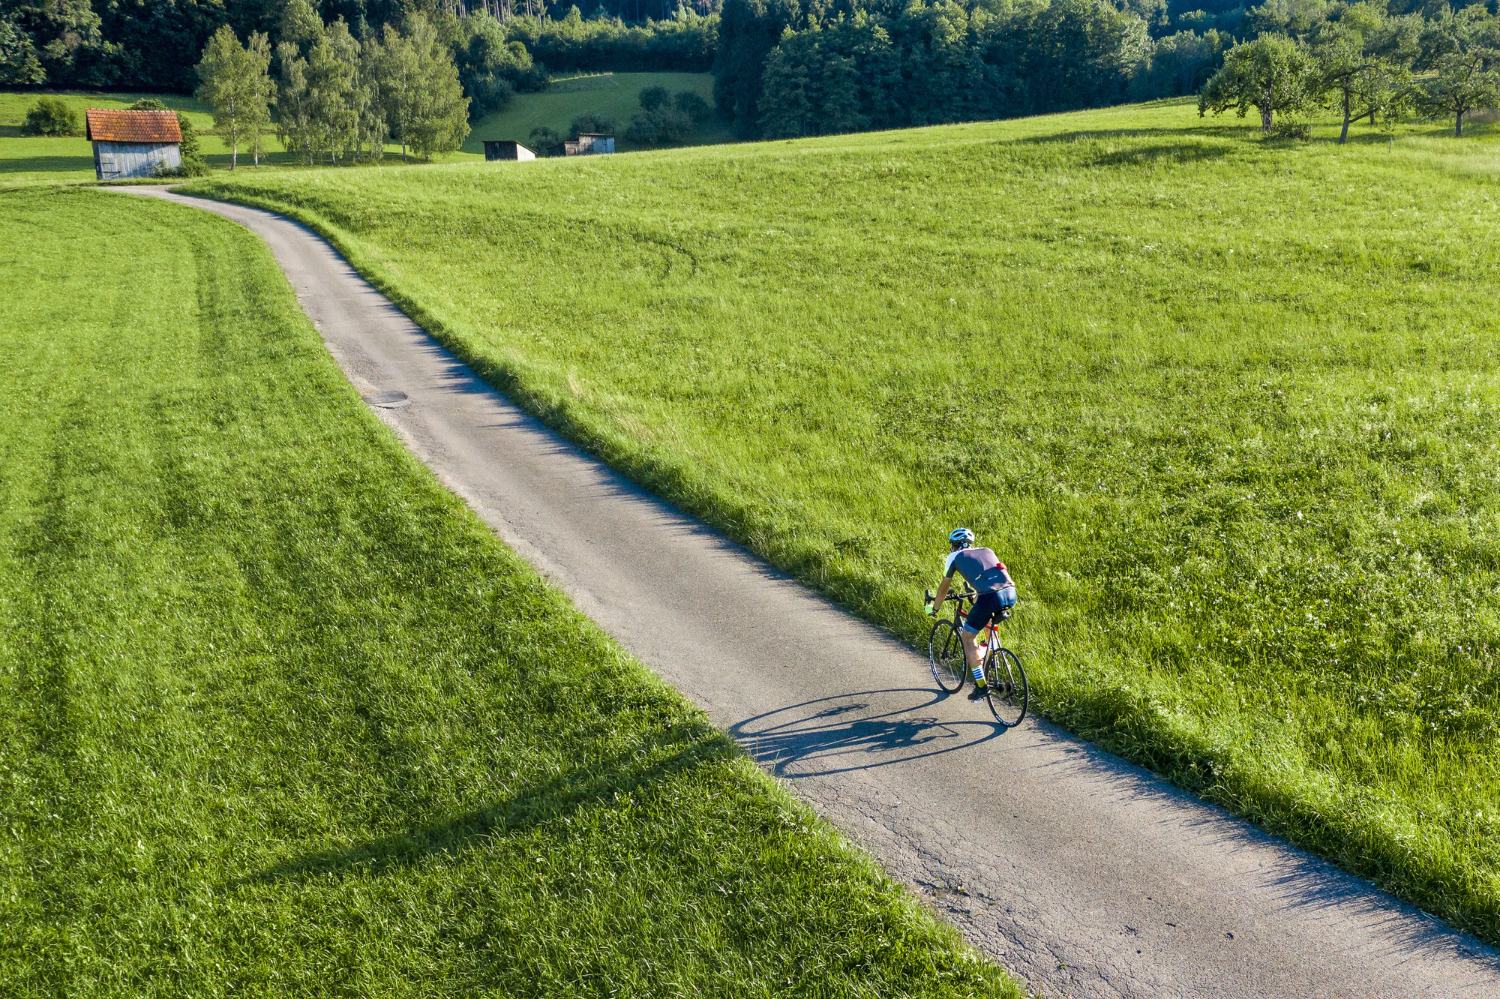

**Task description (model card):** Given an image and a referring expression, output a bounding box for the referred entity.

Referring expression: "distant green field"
[465,72,731,153]
[0,90,302,182]
[0,187,1019,997]
[188,98,1500,944]
[0,75,729,183]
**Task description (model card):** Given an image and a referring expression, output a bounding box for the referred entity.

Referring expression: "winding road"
[120,186,1500,998]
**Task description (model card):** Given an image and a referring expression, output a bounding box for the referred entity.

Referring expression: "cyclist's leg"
[962,594,1000,689]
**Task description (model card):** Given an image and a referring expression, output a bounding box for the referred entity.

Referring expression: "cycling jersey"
[943,546,1015,602]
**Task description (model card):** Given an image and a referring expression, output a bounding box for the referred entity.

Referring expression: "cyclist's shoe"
[967,684,989,701]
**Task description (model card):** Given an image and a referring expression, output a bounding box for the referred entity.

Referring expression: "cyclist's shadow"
[730,688,1004,779]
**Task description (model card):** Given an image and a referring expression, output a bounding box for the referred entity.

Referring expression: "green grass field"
[184,97,1500,943]
[465,72,730,153]
[0,186,1020,997]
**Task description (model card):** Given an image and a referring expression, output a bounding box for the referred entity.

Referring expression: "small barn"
[483,140,536,161]
[86,109,182,181]
[564,133,614,156]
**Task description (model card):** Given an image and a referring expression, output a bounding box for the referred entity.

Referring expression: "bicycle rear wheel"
[984,646,1028,726]
[928,619,967,693]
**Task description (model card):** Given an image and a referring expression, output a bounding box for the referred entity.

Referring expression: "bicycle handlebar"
[925,586,977,604]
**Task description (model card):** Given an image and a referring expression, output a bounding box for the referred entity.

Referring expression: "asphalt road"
[120,186,1500,998]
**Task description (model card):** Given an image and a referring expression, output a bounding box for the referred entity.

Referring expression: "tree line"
[716,0,1500,140]
[194,3,473,166]
[1200,2,1500,137]
[0,0,718,94]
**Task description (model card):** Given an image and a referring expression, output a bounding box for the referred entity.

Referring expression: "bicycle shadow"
[730,688,1004,779]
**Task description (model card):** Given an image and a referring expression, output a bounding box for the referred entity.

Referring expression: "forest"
[719,0,1500,139]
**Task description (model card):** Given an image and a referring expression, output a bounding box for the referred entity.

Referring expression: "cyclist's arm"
[932,575,951,607]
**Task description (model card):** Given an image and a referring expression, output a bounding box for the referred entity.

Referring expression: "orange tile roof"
[85,109,182,144]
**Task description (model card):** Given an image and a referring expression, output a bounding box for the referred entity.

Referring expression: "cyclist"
[926,528,1017,700]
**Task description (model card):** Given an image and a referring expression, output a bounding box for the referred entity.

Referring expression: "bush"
[567,112,616,138]
[528,125,563,155]
[21,97,79,136]
[1268,119,1311,141]
[638,85,671,112]
[673,90,712,123]
[625,106,692,145]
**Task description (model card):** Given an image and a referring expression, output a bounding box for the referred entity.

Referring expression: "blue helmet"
[949,527,974,548]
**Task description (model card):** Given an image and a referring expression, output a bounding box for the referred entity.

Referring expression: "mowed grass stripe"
[0,188,1018,997]
[185,98,1500,942]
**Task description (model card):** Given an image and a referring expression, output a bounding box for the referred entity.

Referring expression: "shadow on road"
[731,688,1005,778]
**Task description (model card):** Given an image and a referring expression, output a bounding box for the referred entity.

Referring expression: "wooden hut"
[483,140,536,161]
[563,133,615,156]
[86,109,182,180]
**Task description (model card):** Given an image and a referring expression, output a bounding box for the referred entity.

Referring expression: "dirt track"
[119,185,1500,998]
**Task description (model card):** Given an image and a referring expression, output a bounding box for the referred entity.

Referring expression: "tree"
[1,0,102,86]
[757,40,814,137]
[306,19,359,163]
[353,34,388,162]
[1313,6,1417,142]
[278,0,323,51]
[373,14,468,161]
[247,33,275,165]
[1199,33,1322,132]
[20,96,78,135]
[196,25,274,169]
[451,12,541,120]
[275,41,317,162]
[0,13,45,84]
[1416,6,1500,137]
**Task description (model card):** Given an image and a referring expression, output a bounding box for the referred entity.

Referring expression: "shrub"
[673,90,712,123]
[21,97,79,136]
[567,112,616,138]
[1268,119,1311,141]
[638,85,671,112]
[625,106,692,145]
[528,125,563,155]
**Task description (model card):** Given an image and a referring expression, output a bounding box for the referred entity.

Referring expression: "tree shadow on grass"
[247,724,736,885]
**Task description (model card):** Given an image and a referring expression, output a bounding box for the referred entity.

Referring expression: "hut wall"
[93,141,181,180]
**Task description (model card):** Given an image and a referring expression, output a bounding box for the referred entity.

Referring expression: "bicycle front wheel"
[928,619,967,694]
[984,646,1028,727]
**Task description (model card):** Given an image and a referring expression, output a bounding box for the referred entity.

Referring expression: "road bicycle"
[925,586,1028,727]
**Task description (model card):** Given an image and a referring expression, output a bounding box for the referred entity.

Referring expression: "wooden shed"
[483,140,536,161]
[86,109,182,180]
[563,133,615,156]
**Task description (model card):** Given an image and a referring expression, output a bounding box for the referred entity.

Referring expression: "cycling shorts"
[963,591,1014,634]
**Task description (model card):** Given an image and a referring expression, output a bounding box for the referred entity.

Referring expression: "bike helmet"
[949,527,974,548]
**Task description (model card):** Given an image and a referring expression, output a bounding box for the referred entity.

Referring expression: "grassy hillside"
[0,186,1019,997]
[186,97,1500,943]
[465,72,731,153]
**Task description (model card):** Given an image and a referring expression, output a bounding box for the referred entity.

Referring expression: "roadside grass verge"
[184,97,1500,943]
[0,187,1019,997]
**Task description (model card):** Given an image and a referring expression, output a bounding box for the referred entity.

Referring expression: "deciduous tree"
[196,25,274,169]
[1416,6,1500,137]
[1199,33,1322,132]
[1312,5,1417,143]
